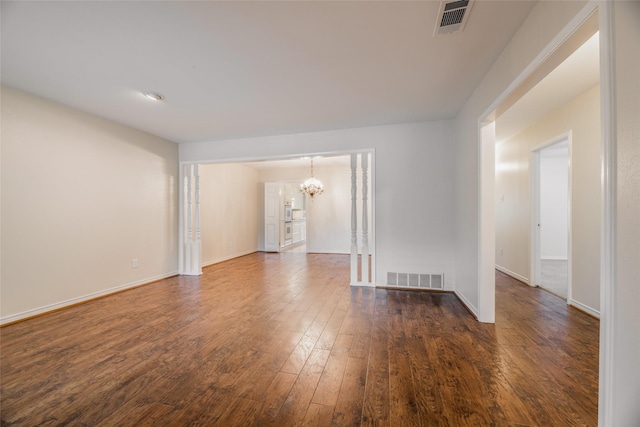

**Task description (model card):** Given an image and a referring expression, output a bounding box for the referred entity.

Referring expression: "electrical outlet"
[132,258,138,268]
[500,249,504,256]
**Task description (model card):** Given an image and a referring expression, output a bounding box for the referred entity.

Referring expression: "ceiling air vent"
[434,0,474,36]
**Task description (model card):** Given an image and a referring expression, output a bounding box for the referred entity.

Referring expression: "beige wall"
[304,164,353,254]
[199,163,259,266]
[1,86,179,323]
[495,85,601,313]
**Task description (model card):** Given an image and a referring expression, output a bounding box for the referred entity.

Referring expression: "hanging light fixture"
[300,158,324,199]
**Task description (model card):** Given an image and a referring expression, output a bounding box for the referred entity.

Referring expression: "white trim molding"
[454,290,479,319]
[0,272,178,326]
[540,256,569,261]
[495,265,529,284]
[530,130,574,301]
[598,1,616,425]
[201,249,259,269]
[569,299,600,319]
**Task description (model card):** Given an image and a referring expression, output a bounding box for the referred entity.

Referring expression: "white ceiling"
[496,32,600,143]
[1,0,537,144]
[242,154,351,170]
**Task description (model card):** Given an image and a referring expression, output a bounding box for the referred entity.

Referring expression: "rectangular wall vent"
[434,0,474,36]
[386,271,445,290]
[409,274,419,287]
[419,274,430,288]
[431,274,444,289]
[397,273,408,287]
[387,272,398,286]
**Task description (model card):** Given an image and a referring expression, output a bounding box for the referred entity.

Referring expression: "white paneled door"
[264,182,280,252]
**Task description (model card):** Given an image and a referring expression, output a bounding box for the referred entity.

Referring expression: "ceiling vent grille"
[434,0,474,36]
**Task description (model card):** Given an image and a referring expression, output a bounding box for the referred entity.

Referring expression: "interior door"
[531,138,570,300]
[264,182,280,252]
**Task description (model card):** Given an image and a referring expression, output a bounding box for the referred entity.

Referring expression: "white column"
[182,163,202,276]
[479,123,495,322]
[193,164,203,275]
[350,153,358,285]
[361,153,369,284]
[185,164,193,274]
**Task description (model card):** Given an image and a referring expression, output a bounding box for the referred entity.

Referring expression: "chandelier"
[300,158,324,199]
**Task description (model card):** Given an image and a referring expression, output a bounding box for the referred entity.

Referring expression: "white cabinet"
[264,181,307,249]
[292,222,302,244]
[290,220,307,244]
[293,189,305,210]
[282,182,305,210]
[283,183,293,205]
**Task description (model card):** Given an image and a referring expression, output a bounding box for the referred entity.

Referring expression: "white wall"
[495,86,600,313]
[540,150,569,259]
[199,163,259,266]
[180,120,456,288]
[305,164,353,254]
[1,85,179,323]
[607,2,640,423]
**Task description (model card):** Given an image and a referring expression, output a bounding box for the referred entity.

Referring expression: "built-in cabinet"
[264,182,306,251]
[291,220,306,245]
[282,183,305,211]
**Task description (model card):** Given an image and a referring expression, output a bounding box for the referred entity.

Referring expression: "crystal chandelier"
[300,158,324,199]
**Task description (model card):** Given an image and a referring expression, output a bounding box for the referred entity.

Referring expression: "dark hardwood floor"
[0,253,599,426]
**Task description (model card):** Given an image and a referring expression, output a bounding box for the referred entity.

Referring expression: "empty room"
[1,1,638,426]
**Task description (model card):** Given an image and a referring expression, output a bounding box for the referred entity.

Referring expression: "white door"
[264,182,280,252]
[532,138,571,300]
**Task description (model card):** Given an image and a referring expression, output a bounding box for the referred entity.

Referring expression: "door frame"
[477,2,616,423]
[530,132,572,304]
[178,149,376,285]
[263,182,281,252]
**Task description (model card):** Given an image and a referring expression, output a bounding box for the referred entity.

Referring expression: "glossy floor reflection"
[0,253,598,426]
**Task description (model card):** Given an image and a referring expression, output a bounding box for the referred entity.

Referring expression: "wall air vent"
[434,0,474,36]
[386,271,445,290]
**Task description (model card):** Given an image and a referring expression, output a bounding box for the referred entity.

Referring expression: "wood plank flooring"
[0,253,599,426]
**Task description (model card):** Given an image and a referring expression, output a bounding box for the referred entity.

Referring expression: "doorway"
[532,137,571,300]
[487,12,600,319]
[179,150,375,287]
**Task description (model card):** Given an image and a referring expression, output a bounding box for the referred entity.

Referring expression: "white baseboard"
[202,249,258,268]
[569,299,600,319]
[0,271,178,326]
[305,249,350,254]
[351,281,376,288]
[454,290,479,318]
[541,256,568,261]
[495,265,530,285]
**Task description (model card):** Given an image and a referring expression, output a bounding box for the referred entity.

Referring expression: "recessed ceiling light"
[142,91,165,101]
